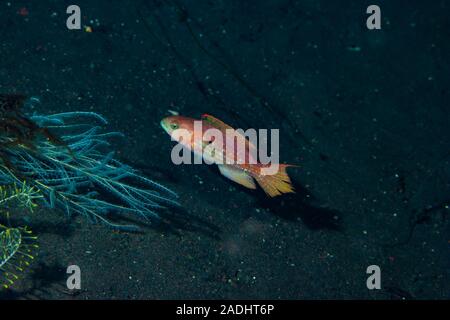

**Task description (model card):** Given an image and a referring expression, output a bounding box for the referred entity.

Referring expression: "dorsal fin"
[201,114,258,162]
[201,114,234,131]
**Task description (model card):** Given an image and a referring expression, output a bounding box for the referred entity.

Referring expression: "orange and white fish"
[160,114,295,197]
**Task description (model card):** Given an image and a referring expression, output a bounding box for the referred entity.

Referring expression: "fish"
[161,114,296,197]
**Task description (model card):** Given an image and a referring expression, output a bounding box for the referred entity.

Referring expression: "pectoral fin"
[218,165,256,189]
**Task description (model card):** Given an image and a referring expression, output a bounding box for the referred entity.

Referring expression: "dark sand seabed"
[0,0,449,299]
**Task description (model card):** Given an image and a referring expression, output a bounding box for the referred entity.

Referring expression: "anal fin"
[218,165,256,189]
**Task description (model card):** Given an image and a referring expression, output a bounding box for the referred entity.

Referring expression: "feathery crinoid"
[0,182,43,212]
[0,182,41,290]
[0,224,38,289]
[0,94,180,231]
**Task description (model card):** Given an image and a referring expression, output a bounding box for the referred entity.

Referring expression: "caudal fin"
[253,164,296,197]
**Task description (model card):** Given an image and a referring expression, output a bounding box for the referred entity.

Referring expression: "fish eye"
[170,122,179,130]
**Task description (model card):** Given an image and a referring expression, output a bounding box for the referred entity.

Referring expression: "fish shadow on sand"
[255,179,343,231]
[219,173,343,231]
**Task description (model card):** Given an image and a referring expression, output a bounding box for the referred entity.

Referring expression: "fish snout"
[160,118,170,134]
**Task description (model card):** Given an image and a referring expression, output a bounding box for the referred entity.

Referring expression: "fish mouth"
[160,119,170,134]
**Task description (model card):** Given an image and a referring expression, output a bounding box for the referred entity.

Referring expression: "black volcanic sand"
[0,0,448,299]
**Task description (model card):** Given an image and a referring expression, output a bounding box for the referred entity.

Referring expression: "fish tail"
[253,164,296,197]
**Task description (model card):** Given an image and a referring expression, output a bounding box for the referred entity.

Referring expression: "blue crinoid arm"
[0,111,180,231]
